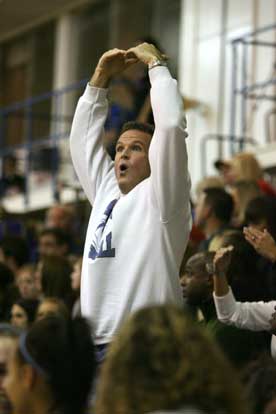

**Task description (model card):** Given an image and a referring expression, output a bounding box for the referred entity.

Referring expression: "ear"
[22,364,37,390]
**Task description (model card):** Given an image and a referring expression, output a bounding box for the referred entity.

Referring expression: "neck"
[203,218,224,238]
[199,297,216,322]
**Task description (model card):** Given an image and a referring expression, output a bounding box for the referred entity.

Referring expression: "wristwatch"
[148,59,167,70]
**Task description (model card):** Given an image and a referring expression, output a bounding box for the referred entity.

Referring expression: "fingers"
[244,226,273,247]
[243,227,257,246]
[244,226,264,239]
[125,48,137,59]
[126,43,168,64]
[243,226,264,247]
[213,245,233,265]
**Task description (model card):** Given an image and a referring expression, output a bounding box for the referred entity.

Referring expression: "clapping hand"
[243,227,276,263]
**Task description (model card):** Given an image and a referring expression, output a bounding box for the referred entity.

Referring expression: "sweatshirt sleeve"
[70,84,112,205]
[148,66,191,223]
[213,288,276,331]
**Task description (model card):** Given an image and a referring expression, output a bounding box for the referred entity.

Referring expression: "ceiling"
[0,0,95,43]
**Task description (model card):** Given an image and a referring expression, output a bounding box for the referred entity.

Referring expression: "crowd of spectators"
[0,150,275,414]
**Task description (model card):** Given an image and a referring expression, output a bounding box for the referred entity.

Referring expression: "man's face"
[114,129,151,194]
[39,234,66,258]
[17,270,38,300]
[180,271,212,306]
[46,207,71,230]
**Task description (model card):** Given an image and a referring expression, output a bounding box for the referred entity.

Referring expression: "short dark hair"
[243,355,276,414]
[185,251,215,276]
[40,255,73,304]
[106,121,155,161]
[13,298,39,324]
[39,227,70,247]
[120,121,154,138]
[203,187,234,223]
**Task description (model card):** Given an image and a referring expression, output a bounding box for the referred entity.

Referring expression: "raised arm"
[126,43,191,222]
[213,246,275,331]
[70,49,137,204]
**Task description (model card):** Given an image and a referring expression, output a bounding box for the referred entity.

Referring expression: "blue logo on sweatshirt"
[89,199,117,260]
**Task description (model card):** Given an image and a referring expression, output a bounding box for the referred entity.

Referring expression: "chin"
[118,178,133,194]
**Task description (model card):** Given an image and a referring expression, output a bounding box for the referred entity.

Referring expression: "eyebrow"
[116,140,145,147]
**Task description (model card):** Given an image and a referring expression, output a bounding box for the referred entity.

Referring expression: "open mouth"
[119,163,128,174]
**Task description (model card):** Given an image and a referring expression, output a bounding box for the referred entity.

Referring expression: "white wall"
[178,0,276,191]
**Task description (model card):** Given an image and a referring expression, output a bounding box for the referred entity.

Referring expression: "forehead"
[39,302,57,313]
[117,129,152,146]
[12,304,25,314]
[40,233,56,243]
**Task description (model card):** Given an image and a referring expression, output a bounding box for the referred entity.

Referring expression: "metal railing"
[0,78,88,206]
[200,133,257,177]
[230,23,276,153]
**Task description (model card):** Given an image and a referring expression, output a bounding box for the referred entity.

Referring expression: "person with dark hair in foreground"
[3,316,96,414]
[70,43,191,354]
[242,355,276,414]
[95,305,250,414]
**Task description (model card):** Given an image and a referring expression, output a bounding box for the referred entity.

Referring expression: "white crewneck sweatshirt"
[70,66,191,344]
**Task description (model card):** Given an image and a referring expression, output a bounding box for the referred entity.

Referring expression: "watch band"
[148,59,167,70]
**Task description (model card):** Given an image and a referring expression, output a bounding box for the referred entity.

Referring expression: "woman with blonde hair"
[229,152,262,182]
[95,305,250,414]
[215,152,276,196]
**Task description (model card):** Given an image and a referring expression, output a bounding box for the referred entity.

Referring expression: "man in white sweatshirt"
[70,43,191,349]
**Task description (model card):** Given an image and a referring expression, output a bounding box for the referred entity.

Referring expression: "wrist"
[214,270,227,278]
[89,68,110,88]
[148,58,167,70]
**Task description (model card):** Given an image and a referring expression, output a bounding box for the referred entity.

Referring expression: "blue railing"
[0,78,88,206]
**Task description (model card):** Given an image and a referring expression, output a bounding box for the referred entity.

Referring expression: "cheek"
[133,156,150,176]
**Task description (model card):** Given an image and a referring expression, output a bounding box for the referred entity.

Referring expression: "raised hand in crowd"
[243,226,276,263]
[212,246,234,296]
[213,245,233,276]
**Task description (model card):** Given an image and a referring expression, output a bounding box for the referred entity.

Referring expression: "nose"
[121,147,130,158]
[180,274,188,287]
